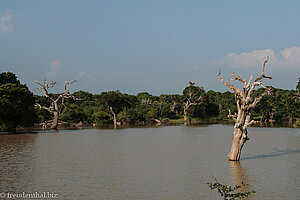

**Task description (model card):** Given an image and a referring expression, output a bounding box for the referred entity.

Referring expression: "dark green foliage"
[36,83,299,126]
[73,90,94,102]
[253,87,300,122]
[34,95,52,123]
[1,72,298,128]
[182,84,205,102]
[182,84,206,120]
[92,111,111,125]
[0,72,20,85]
[204,90,219,117]
[97,91,132,114]
[60,104,87,123]
[207,176,255,200]
[0,72,37,132]
[295,119,300,127]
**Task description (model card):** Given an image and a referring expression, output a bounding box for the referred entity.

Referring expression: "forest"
[0,71,299,132]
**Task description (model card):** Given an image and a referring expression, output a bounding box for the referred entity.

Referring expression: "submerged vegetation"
[0,72,299,131]
[207,176,256,200]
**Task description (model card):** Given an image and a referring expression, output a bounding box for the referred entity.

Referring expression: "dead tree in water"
[35,80,79,130]
[219,57,272,161]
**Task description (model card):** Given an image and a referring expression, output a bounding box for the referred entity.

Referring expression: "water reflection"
[228,161,254,198]
[228,161,248,185]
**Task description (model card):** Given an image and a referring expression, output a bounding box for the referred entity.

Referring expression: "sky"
[0,0,299,95]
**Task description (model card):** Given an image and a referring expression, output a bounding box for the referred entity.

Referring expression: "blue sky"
[0,0,299,95]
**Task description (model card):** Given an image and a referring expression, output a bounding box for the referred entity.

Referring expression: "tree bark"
[183,107,189,123]
[110,106,117,129]
[228,127,248,161]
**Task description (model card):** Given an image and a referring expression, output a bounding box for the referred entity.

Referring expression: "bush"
[295,119,300,128]
[207,176,255,200]
[92,111,111,125]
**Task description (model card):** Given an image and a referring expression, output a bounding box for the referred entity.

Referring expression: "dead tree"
[109,106,117,129]
[219,57,272,161]
[35,79,79,130]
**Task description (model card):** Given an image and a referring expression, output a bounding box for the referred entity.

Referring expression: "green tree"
[182,82,205,124]
[159,94,182,119]
[0,72,37,132]
[60,104,87,123]
[92,111,111,125]
[96,91,135,128]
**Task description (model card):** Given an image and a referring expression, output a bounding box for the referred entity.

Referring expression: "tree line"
[0,72,299,132]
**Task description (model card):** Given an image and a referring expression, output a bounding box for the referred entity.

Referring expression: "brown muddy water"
[0,125,299,200]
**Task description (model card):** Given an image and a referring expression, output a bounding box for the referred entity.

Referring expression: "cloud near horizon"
[220,47,300,70]
[47,60,61,77]
[0,10,14,33]
[77,72,92,78]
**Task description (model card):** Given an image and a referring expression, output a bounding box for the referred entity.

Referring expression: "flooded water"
[0,125,299,199]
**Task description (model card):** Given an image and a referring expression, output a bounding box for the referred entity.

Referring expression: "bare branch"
[228,109,238,123]
[64,80,77,91]
[248,89,271,110]
[247,120,256,126]
[234,92,241,111]
[228,73,247,87]
[63,93,83,101]
[245,73,253,89]
[189,102,202,106]
[35,103,53,113]
[218,72,242,97]
[254,56,272,83]
[246,82,269,104]
[35,80,57,101]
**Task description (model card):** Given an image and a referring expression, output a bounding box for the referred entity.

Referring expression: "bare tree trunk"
[228,127,248,161]
[154,119,162,126]
[49,100,58,130]
[183,106,193,125]
[183,106,188,123]
[110,106,117,129]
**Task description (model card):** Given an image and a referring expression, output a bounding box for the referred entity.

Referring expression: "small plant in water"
[207,176,255,200]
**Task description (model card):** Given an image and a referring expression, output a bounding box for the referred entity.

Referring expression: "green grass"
[168,117,235,125]
[168,118,185,124]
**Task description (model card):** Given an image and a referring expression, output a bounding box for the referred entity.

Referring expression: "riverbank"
[2,118,296,134]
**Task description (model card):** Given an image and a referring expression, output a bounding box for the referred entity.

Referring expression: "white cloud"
[0,10,14,33]
[220,47,300,70]
[47,60,61,77]
[77,72,92,78]
[279,47,300,66]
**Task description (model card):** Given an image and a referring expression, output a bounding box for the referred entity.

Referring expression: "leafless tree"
[219,57,272,161]
[35,79,79,130]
